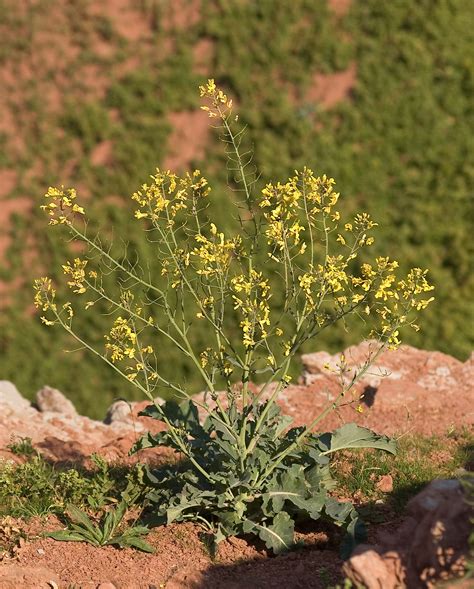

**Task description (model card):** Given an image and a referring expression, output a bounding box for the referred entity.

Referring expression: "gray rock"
[36,385,77,417]
[0,380,31,410]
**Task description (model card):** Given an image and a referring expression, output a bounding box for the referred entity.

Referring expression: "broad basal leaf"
[320,423,396,456]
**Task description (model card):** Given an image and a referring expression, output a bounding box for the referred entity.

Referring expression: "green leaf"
[120,536,155,553]
[251,512,295,554]
[262,464,307,513]
[102,510,116,542]
[292,493,325,520]
[321,423,396,456]
[324,497,354,523]
[110,533,155,553]
[166,498,204,524]
[66,504,99,537]
[47,530,98,544]
[305,463,337,491]
[127,525,151,536]
[112,501,128,530]
[130,432,159,453]
[340,514,366,560]
[137,403,164,420]
[67,524,101,545]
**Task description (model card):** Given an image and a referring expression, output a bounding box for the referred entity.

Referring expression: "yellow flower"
[33,277,57,312]
[199,79,233,118]
[192,229,241,277]
[62,258,88,294]
[40,317,55,326]
[41,186,85,225]
[104,317,137,363]
[298,271,317,308]
[132,169,210,224]
[231,270,271,349]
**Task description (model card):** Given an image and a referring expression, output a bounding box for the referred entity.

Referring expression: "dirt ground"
[4,518,347,588]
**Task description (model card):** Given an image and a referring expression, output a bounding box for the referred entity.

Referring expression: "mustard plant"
[34,80,434,554]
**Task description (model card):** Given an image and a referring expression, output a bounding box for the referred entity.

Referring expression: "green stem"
[256,337,393,485]
[52,307,214,483]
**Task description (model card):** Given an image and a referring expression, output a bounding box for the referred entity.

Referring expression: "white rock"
[0,381,31,411]
[36,386,77,417]
[104,400,132,424]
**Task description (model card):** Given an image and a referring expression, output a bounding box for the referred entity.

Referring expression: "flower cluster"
[62,258,88,294]
[33,277,75,326]
[104,317,137,363]
[368,267,434,349]
[297,255,351,312]
[259,168,342,258]
[231,270,271,349]
[338,213,378,247]
[351,257,399,301]
[298,168,340,217]
[398,268,435,309]
[192,225,241,278]
[298,270,318,309]
[41,187,85,225]
[132,169,210,226]
[321,255,350,295]
[199,346,233,377]
[199,78,233,119]
[33,277,56,312]
[126,344,157,383]
[260,178,305,253]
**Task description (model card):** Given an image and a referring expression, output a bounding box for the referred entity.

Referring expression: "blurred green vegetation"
[0,0,472,417]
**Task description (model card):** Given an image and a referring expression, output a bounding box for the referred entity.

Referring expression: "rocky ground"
[0,342,472,588]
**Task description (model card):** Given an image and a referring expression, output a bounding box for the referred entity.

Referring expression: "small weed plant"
[48,501,154,553]
[34,80,434,553]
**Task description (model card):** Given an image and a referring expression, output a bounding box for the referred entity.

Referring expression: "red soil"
[306,62,357,109]
[329,0,352,18]
[163,110,211,171]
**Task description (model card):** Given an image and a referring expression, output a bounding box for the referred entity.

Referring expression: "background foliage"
[0,0,472,417]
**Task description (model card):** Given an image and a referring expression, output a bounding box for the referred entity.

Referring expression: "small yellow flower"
[199,79,233,118]
[62,258,88,294]
[41,186,85,225]
[104,317,137,363]
[33,277,57,312]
